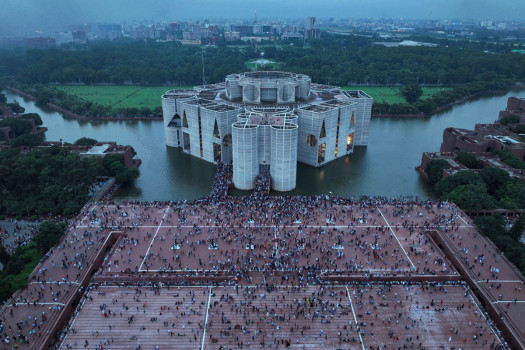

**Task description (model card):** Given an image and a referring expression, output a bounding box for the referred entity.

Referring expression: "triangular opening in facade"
[183,111,189,128]
[320,120,326,138]
[213,119,220,138]
[350,112,355,128]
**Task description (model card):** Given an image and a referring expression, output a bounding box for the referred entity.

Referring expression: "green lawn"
[55,85,450,109]
[341,86,450,104]
[55,85,193,110]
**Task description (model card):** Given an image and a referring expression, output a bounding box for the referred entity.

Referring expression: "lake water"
[4,89,522,201]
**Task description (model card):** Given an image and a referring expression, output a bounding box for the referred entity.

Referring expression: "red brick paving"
[1,197,523,349]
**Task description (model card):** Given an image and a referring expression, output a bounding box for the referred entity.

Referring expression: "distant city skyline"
[1,0,524,36]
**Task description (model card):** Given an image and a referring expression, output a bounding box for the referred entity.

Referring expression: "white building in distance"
[162,71,372,191]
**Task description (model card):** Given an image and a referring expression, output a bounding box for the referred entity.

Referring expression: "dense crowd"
[0,163,517,349]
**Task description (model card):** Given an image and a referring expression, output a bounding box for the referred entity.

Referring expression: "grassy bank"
[55,85,193,111]
[54,84,449,109]
[341,86,450,104]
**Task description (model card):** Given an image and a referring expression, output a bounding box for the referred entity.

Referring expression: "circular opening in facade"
[306,134,317,147]
[222,134,232,147]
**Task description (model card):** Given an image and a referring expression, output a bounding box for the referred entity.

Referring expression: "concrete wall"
[270,123,298,191]
[232,123,259,190]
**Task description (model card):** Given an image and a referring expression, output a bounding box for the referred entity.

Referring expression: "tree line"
[424,155,525,276]
[1,35,524,117]
[1,35,524,86]
[0,221,66,302]
[0,144,139,217]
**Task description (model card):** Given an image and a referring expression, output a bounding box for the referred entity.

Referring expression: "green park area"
[342,86,450,104]
[55,85,193,110]
[55,84,449,110]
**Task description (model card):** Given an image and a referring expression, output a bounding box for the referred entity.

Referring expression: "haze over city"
[1,0,525,35]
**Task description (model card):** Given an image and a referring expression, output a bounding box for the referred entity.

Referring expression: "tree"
[508,215,525,241]
[0,245,9,265]
[400,83,423,104]
[424,159,450,185]
[480,167,510,195]
[0,118,33,137]
[0,92,6,104]
[455,151,483,169]
[474,214,505,240]
[34,221,66,254]
[9,101,25,114]
[20,113,43,126]
[444,183,496,211]
[9,133,45,147]
[74,137,98,146]
[496,180,525,208]
[436,170,485,196]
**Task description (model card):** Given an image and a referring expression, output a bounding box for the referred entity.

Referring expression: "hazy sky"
[1,0,524,35]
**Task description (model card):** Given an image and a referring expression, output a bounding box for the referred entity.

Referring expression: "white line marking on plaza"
[59,288,91,349]
[274,227,279,257]
[75,224,472,229]
[456,213,470,226]
[476,280,523,283]
[139,206,170,272]
[8,302,66,307]
[140,269,221,273]
[78,204,97,228]
[201,286,212,350]
[377,208,416,270]
[493,300,525,303]
[346,286,365,350]
[463,285,504,346]
[28,281,80,285]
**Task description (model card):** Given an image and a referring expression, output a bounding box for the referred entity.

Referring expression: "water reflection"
[4,89,523,201]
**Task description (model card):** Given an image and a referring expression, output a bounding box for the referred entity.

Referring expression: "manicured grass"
[341,86,450,104]
[55,85,193,110]
[54,85,450,110]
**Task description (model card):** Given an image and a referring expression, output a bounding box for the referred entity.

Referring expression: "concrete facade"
[162,71,372,191]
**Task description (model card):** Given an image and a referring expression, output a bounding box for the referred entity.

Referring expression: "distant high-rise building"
[306,17,316,30]
[305,17,320,40]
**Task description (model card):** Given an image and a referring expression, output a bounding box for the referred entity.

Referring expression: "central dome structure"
[225,71,311,104]
[161,71,372,192]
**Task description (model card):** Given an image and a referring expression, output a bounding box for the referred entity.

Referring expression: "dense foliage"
[435,168,525,210]
[400,83,423,104]
[34,221,67,254]
[0,221,66,302]
[424,159,451,185]
[1,35,524,87]
[0,146,139,216]
[493,149,525,169]
[0,91,25,115]
[455,151,483,169]
[0,243,42,301]
[73,137,98,146]
[0,35,524,116]
[499,114,520,126]
[475,215,525,276]
[0,117,32,136]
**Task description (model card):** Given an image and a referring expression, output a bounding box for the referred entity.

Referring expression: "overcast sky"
[1,0,524,35]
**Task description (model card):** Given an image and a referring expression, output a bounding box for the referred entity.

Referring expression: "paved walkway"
[0,193,521,349]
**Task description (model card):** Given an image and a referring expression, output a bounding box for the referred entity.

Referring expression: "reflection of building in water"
[162,71,372,191]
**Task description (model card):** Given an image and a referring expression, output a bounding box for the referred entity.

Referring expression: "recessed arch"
[306,134,317,147]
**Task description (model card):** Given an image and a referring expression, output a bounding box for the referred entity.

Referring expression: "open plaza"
[0,166,524,349]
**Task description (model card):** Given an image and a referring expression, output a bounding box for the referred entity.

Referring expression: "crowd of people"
[0,220,39,254]
[0,163,518,349]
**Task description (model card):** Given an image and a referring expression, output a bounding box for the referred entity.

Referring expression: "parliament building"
[162,71,372,191]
